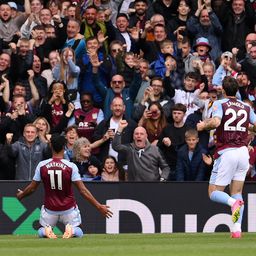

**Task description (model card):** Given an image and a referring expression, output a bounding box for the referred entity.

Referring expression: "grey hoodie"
[112,133,170,181]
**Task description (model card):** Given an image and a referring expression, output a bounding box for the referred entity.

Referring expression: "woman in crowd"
[33,117,51,143]
[52,47,81,108]
[101,156,124,182]
[72,137,102,180]
[138,102,168,145]
[40,80,74,133]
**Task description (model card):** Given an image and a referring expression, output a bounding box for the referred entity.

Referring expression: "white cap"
[8,2,18,10]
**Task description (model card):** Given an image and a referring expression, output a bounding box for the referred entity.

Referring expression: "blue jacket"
[186,12,223,62]
[150,53,183,89]
[176,143,207,181]
[80,52,105,104]
[92,71,142,119]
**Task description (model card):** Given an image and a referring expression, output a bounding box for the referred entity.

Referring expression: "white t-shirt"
[108,118,119,160]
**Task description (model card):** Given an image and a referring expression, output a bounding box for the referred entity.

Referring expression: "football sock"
[38,227,46,238]
[231,193,244,226]
[210,190,235,206]
[73,227,83,237]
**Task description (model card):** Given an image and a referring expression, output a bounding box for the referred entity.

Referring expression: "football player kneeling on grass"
[16,133,112,238]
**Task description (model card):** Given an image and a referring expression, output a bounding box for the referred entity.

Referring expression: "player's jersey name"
[46,162,67,170]
[226,101,245,109]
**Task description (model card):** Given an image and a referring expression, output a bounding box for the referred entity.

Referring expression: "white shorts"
[209,146,249,186]
[39,205,82,227]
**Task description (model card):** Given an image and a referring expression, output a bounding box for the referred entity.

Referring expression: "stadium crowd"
[0,0,256,182]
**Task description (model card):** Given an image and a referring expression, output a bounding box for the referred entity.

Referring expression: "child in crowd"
[152,39,184,88]
[82,163,102,181]
[151,39,174,76]
[192,37,212,63]
[176,129,210,181]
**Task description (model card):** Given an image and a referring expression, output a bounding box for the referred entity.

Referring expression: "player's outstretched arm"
[197,117,221,131]
[16,181,40,200]
[74,180,113,218]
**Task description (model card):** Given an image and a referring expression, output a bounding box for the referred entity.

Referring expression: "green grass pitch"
[0,233,256,256]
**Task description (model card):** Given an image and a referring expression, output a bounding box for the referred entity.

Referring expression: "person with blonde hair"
[53,47,81,108]
[33,117,51,143]
[72,137,102,180]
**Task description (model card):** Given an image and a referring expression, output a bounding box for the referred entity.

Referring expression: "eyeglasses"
[111,80,123,84]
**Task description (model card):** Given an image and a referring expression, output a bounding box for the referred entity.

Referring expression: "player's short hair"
[172,103,187,113]
[50,133,66,153]
[222,76,238,96]
[185,72,201,81]
[160,39,173,49]
[116,13,129,21]
[150,76,163,86]
[33,25,45,31]
[65,125,78,134]
[185,129,198,139]
[86,36,99,43]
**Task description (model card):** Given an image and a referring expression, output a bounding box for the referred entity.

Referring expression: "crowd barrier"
[0,181,256,235]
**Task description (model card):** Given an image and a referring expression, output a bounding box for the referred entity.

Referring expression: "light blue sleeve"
[249,106,256,124]
[212,100,223,119]
[71,163,82,181]
[96,109,104,124]
[212,65,225,86]
[33,162,42,182]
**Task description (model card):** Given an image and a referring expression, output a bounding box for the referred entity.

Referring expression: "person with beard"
[80,5,108,55]
[113,120,170,181]
[0,2,30,52]
[186,0,223,62]
[128,0,153,31]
